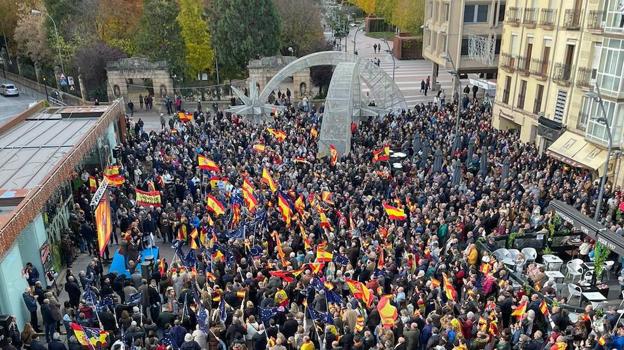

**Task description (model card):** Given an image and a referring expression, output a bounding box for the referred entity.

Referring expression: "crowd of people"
[7,94,624,350]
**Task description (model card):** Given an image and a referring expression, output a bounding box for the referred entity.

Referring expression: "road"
[0,79,43,125]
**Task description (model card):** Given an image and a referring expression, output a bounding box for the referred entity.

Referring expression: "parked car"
[0,83,19,96]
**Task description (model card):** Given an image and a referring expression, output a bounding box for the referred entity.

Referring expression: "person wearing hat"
[180,333,201,350]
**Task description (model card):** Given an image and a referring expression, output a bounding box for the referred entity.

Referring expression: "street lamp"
[585,86,613,223]
[31,10,65,80]
[352,25,364,54]
[443,51,462,154]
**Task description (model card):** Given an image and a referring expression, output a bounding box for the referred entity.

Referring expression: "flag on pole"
[103,165,120,176]
[206,195,226,216]
[104,174,125,187]
[442,273,457,301]
[178,112,193,122]
[70,323,108,347]
[511,300,528,318]
[262,168,277,192]
[321,191,334,205]
[135,189,162,207]
[383,203,407,220]
[190,228,199,250]
[377,295,398,328]
[372,145,390,162]
[95,193,112,257]
[242,188,258,212]
[277,193,293,227]
[539,300,549,316]
[316,247,333,263]
[198,155,220,172]
[345,279,373,307]
[267,128,287,142]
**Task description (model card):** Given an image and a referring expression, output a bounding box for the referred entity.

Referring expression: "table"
[542,255,563,271]
[582,291,607,307]
[545,270,565,283]
[583,262,595,271]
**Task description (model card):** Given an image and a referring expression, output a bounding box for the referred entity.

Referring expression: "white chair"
[603,261,615,280]
[508,249,521,260]
[567,283,582,306]
[522,247,537,263]
[566,261,583,282]
[582,270,594,284]
[493,248,510,261]
[590,300,607,311]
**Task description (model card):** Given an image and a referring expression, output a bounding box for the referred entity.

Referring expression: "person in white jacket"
[192,324,207,349]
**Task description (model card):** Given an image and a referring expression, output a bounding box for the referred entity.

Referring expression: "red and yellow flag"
[329,144,338,166]
[345,279,373,307]
[377,295,398,328]
[310,127,318,139]
[198,155,220,172]
[190,228,199,250]
[372,145,390,162]
[319,212,332,230]
[262,168,277,192]
[103,165,120,176]
[294,195,305,215]
[135,189,162,207]
[511,300,528,318]
[267,128,287,142]
[206,195,226,216]
[316,247,333,263]
[89,176,97,192]
[243,177,255,193]
[383,203,407,220]
[178,112,193,122]
[321,191,334,205]
[253,144,266,152]
[104,174,125,187]
[242,188,258,212]
[442,273,458,301]
[539,300,549,316]
[277,193,292,227]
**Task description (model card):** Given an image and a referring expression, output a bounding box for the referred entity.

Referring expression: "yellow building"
[422,0,505,87]
[493,0,624,184]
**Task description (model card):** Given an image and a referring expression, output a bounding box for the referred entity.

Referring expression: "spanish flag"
[294,195,305,214]
[242,177,255,193]
[70,323,108,347]
[293,157,311,165]
[319,212,332,230]
[372,145,390,162]
[377,295,398,328]
[321,191,334,205]
[430,277,441,288]
[355,315,365,332]
[103,165,120,176]
[442,273,458,301]
[242,188,258,212]
[231,203,241,227]
[329,144,338,166]
[273,232,288,266]
[277,193,292,227]
[206,195,226,216]
[89,176,97,192]
[158,258,167,277]
[190,228,199,250]
[206,271,217,282]
[253,144,266,153]
[310,127,318,139]
[345,278,373,307]
[269,270,295,283]
[178,111,193,122]
[136,189,162,207]
[383,203,407,220]
[267,128,287,142]
[198,155,220,172]
[511,300,528,318]
[539,300,549,316]
[262,168,277,192]
[316,247,333,263]
[104,174,125,187]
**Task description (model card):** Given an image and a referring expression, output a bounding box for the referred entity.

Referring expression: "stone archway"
[106,57,174,102]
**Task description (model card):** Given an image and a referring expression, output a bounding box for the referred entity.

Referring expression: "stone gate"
[106,57,174,102]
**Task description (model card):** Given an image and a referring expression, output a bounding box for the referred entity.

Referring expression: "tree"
[274,0,325,56]
[210,0,281,79]
[375,0,397,24]
[73,41,126,101]
[96,0,143,55]
[0,0,19,55]
[13,0,52,73]
[134,0,185,77]
[177,0,215,79]
[392,0,423,35]
[310,65,333,98]
[350,0,376,16]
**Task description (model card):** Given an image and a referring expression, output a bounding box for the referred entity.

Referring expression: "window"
[495,37,502,54]
[591,42,602,79]
[461,38,469,55]
[553,90,567,123]
[533,84,544,114]
[444,4,450,21]
[517,80,527,109]
[597,38,624,95]
[465,5,489,23]
[586,99,624,145]
[502,76,511,104]
[499,4,506,22]
[441,34,447,53]
[577,96,590,131]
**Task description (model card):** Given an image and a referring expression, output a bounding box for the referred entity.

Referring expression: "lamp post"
[31,10,64,79]
[443,51,462,154]
[353,25,364,54]
[586,86,613,223]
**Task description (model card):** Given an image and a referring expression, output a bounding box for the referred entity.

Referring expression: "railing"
[506,7,522,26]
[517,56,530,75]
[553,63,573,85]
[523,8,537,27]
[500,53,516,72]
[562,8,581,29]
[576,67,593,89]
[587,10,604,31]
[517,90,526,109]
[530,59,549,78]
[539,8,557,27]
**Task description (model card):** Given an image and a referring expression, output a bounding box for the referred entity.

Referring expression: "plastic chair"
[582,270,594,284]
[508,249,521,260]
[567,283,582,306]
[522,247,537,263]
[603,261,615,280]
[493,248,510,261]
[566,261,583,282]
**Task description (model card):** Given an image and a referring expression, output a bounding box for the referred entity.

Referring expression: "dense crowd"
[9,94,624,350]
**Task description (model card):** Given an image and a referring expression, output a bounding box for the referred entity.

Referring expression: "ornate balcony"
[539,8,557,28]
[576,67,593,89]
[530,59,548,79]
[562,8,581,30]
[523,8,537,28]
[553,63,573,86]
[517,56,530,76]
[587,10,604,32]
[506,7,522,26]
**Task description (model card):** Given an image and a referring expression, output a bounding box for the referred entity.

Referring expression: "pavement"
[0,78,42,126]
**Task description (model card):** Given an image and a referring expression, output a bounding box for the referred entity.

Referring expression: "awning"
[546,131,607,173]
[549,200,624,256]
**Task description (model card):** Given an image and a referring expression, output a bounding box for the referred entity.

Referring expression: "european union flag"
[96,296,114,312]
[226,225,246,240]
[183,249,197,268]
[325,290,344,305]
[333,254,349,265]
[250,246,263,257]
[197,307,208,332]
[160,334,173,347]
[310,278,324,292]
[259,307,278,322]
[308,308,334,324]
[372,269,386,279]
[82,287,97,306]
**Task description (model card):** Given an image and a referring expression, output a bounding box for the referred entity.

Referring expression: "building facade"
[423,0,505,87]
[492,0,624,184]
